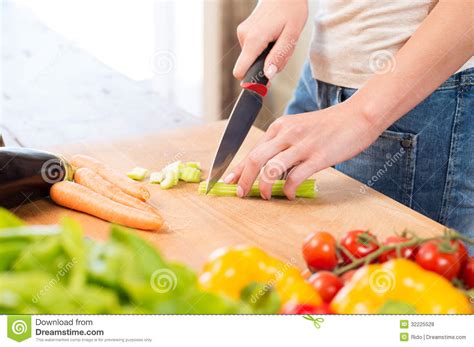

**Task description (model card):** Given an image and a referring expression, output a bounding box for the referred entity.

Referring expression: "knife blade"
[206,42,274,193]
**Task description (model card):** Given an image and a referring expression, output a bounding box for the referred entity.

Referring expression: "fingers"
[263,26,299,79]
[258,147,303,200]
[235,137,289,197]
[233,37,271,80]
[233,26,299,81]
[236,23,246,47]
[283,159,323,200]
[223,122,281,184]
[223,161,244,184]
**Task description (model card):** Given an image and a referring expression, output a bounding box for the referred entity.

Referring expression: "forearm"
[350,0,474,133]
[228,0,473,198]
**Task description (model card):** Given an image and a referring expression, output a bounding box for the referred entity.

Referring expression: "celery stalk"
[126,167,149,181]
[179,167,201,183]
[198,179,317,198]
[149,171,165,184]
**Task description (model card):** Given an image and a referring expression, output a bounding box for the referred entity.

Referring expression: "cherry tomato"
[302,231,339,271]
[415,240,461,281]
[461,257,474,289]
[378,236,416,262]
[308,271,344,303]
[452,240,468,266]
[339,230,379,264]
[340,269,357,284]
[281,303,334,314]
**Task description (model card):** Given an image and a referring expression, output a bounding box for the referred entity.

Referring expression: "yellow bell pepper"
[199,246,322,306]
[331,259,471,314]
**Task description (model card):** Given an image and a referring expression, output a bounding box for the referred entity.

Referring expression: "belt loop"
[336,86,343,104]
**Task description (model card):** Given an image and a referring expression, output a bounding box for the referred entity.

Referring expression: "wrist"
[344,92,390,134]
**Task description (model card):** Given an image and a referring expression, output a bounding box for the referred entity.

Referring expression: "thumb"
[264,27,299,79]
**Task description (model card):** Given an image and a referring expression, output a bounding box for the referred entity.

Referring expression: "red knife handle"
[241,42,275,97]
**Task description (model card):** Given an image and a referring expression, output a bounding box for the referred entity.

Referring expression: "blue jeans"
[286,62,474,241]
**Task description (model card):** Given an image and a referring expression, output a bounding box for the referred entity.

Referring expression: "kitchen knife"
[206,42,274,194]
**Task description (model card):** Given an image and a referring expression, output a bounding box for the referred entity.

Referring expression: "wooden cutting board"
[15,121,445,270]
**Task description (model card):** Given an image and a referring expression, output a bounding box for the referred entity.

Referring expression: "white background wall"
[14,0,203,116]
[7,0,314,122]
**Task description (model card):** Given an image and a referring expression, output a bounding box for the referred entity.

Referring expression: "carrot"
[70,154,150,201]
[50,181,163,231]
[74,167,160,216]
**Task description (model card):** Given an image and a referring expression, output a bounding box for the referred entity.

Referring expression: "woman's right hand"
[233,0,308,81]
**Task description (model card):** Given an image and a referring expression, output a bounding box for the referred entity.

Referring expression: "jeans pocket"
[336,129,418,207]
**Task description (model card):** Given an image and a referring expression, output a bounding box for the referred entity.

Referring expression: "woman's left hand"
[223,100,382,200]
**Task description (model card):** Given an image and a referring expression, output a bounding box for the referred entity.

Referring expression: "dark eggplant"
[0,148,73,208]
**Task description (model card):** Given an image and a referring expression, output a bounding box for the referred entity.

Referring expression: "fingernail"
[260,192,267,200]
[265,64,278,80]
[237,185,244,198]
[224,173,235,184]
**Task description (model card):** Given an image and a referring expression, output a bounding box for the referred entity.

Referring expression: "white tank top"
[309,0,474,88]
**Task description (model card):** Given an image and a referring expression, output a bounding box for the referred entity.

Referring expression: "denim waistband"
[438,67,474,89]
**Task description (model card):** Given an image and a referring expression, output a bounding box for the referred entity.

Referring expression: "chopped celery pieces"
[149,171,165,184]
[163,161,184,175]
[185,161,201,170]
[126,167,149,181]
[0,209,277,314]
[199,179,317,198]
[160,170,179,189]
[150,160,203,189]
[180,167,201,183]
[159,161,182,189]
[130,161,203,188]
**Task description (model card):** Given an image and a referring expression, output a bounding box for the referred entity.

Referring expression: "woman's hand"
[224,101,383,200]
[228,0,474,201]
[233,0,308,80]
